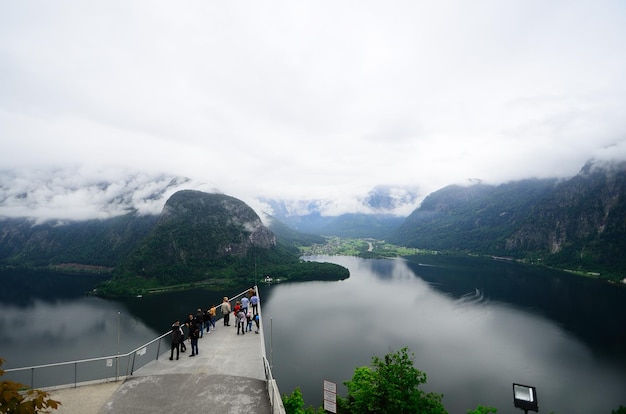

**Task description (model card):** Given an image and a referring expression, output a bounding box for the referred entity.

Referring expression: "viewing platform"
[37,289,284,414]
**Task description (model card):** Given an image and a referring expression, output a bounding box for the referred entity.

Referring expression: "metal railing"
[3,286,286,413]
[257,288,286,414]
[3,331,171,391]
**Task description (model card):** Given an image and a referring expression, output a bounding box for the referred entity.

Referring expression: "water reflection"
[1,259,625,413]
[261,256,626,414]
[406,255,626,357]
[0,270,157,370]
[0,268,109,307]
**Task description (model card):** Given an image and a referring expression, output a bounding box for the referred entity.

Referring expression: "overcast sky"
[2,1,626,220]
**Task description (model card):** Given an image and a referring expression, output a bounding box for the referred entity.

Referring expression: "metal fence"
[258,300,286,414]
[3,286,286,413]
[4,331,170,390]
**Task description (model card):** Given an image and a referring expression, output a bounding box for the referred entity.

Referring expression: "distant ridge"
[390,160,626,280]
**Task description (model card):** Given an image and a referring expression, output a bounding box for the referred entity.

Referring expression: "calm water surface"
[261,255,626,414]
[1,257,625,413]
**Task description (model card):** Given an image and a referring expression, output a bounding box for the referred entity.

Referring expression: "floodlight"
[513,383,538,413]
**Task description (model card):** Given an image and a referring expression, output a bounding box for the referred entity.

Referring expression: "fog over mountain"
[0,167,421,223]
[3,159,626,224]
[0,167,210,223]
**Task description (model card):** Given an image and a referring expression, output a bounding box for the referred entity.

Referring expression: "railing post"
[74,362,77,388]
[156,338,161,360]
[126,354,132,377]
[130,352,137,375]
[30,367,34,389]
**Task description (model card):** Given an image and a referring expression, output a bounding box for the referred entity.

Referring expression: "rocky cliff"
[390,160,626,279]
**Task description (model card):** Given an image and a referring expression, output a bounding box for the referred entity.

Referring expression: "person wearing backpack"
[236,309,246,335]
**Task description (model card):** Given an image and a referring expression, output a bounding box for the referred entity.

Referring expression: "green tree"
[612,405,626,414]
[282,387,325,414]
[467,405,497,414]
[0,358,61,413]
[337,347,447,414]
[283,387,306,414]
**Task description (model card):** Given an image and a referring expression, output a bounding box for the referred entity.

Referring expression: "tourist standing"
[241,295,249,315]
[188,314,199,357]
[250,292,259,316]
[246,311,253,332]
[204,308,212,333]
[196,308,204,338]
[236,309,246,335]
[209,305,217,330]
[169,320,182,360]
[179,316,189,353]
[221,297,232,326]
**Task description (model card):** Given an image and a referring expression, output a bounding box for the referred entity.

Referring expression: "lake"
[1,256,625,413]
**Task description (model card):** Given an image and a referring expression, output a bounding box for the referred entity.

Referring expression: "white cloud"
[1,0,625,220]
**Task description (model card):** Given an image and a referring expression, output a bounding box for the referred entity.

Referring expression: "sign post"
[323,380,337,413]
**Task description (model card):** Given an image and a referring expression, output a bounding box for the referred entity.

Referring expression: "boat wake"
[455,288,486,305]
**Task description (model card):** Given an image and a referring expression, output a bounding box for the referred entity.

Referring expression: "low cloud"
[0,167,215,223]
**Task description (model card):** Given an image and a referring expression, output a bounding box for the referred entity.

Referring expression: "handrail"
[4,286,252,377]
[4,331,172,390]
[256,286,286,414]
[3,285,286,414]
[4,331,171,374]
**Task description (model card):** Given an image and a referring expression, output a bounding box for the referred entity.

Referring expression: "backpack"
[172,326,182,344]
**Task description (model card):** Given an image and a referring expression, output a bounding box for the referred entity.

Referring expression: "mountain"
[262,213,326,247]
[260,185,419,237]
[506,161,626,274]
[3,159,626,286]
[390,160,626,280]
[315,213,405,239]
[97,190,349,296]
[0,190,349,296]
[116,190,277,281]
[262,208,408,239]
[261,210,404,239]
[0,214,158,268]
[390,179,558,252]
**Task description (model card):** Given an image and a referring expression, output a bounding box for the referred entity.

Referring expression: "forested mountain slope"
[0,214,158,268]
[0,190,349,296]
[99,190,349,296]
[390,160,626,280]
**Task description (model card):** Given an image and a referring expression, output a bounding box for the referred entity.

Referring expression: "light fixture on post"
[513,383,538,413]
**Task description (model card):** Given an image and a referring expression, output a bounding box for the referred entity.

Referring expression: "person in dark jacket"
[169,320,182,360]
[188,314,199,357]
[204,308,212,334]
[196,308,204,338]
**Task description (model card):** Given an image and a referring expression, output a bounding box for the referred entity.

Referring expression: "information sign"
[323,380,337,413]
